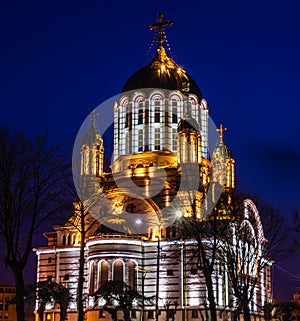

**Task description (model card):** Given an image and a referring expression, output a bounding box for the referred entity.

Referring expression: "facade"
[0,285,16,321]
[35,14,272,321]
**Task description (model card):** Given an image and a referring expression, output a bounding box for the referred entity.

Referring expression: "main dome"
[122,45,203,100]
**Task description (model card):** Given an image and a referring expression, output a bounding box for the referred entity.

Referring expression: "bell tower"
[212,124,235,189]
[80,110,104,195]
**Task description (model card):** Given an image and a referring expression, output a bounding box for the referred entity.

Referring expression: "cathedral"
[35,13,272,321]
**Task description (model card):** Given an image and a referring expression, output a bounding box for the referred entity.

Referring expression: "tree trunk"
[37,302,46,321]
[105,308,118,321]
[123,309,131,321]
[205,275,217,321]
[77,206,86,321]
[13,267,26,321]
[243,302,251,321]
[59,302,68,321]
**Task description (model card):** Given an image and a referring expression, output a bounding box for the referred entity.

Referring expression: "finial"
[90,109,99,130]
[217,124,227,143]
[149,12,173,46]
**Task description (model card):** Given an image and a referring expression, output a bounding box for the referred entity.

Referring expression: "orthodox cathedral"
[35,14,272,321]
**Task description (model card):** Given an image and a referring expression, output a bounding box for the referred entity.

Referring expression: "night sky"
[1,0,300,301]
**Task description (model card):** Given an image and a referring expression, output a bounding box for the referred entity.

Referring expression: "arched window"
[89,261,96,293]
[62,235,66,245]
[128,261,137,290]
[66,234,71,245]
[98,261,108,288]
[113,260,124,282]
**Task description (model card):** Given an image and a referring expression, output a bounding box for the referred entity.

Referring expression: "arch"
[243,199,265,241]
[71,233,76,245]
[188,94,199,105]
[89,261,96,294]
[98,260,108,288]
[149,90,165,101]
[135,162,144,168]
[169,92,183,102]
[113,260,124,282]
[119,96,129,107]
[62,234,66,245]
[200,98,208,111]
[132,93,145,103]
[66,234,71,245]
[240,219,256,243]
[128,261,138,291]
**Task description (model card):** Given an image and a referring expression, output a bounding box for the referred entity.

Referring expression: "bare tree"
[0,127,71,321]
[179,190,232,321]
[220,194,299,321]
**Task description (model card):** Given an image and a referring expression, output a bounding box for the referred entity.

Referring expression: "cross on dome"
[217,124,227,143]
[149,12,173,45]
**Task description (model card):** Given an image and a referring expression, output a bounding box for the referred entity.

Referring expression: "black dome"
[122,46,203,100]
[178,114,200,133]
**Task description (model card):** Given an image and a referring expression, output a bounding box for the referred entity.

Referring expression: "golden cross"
[217,124,227,142]
[149,12,173,45]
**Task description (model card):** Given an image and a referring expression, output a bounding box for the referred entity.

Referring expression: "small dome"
[82,126,103,146]
[178,114,200,133]
[212,143,233,160]
[122,46,203,100]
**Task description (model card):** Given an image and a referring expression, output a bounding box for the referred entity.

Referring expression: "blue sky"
[0,0,300,300]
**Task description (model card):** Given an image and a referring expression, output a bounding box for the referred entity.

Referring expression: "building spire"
[90,109,99,131]
[149,12,173,46]
[217,124,227,144]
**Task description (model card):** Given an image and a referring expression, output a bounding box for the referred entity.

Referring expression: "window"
[128,261,137,291]
[125,113,129,128]
[171,226,177,237]
[89,262,95,293]
[131,310,137,318]
[47,275,52,282]
[48,257,52,264]
[4,312,8,320]
[191,266,198,275]
[125,131,129,154]
[99,261,108,287]
[46,314,52,321]
[154,102,160,123]
[154,128,160,150]
[113,260,124,282]
[126,204,136,213]
[172,103,178,123]
[148,311,154,319]
[0,304,3,310]
[166,227,170,239]
[167,269,173,276]
[99,310,106,318]
[138,129,143,152]
[192,310,198,318]
[172,128,177,151]
[138,108,143,124]
[63,274,69,281]
[4,304,8,311]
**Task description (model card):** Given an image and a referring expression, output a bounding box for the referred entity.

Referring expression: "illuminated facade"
[35,14,272,321]
[0,285,17,321]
